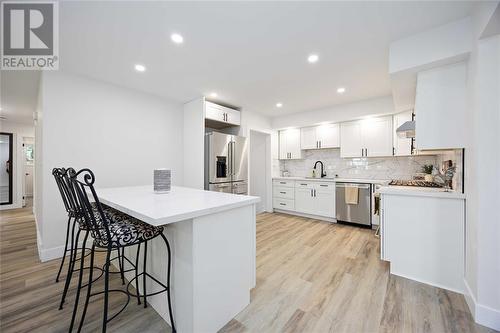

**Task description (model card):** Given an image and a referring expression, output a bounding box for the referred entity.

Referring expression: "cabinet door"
[317,123,340,149]
[362,116,393,157]
[295,187,315,215]
[287,128,302,159]
[393,111,413,156]
[340,121,363,157]
[314,187,335,218]
[278,130,288,160]
[301,127,318,150]
[205,102,225,122]
[225,108,241,126]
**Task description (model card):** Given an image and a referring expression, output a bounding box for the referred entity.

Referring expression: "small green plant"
[422,164,434,174]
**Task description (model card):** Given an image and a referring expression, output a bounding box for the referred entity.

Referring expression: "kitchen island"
[378,186,465,293]
[97,185,260,333]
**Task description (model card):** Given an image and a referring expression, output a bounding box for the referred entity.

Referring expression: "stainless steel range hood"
[396,120,415,138]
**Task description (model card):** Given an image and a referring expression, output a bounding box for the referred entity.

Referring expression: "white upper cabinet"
[415,62,467,150]
[205,101,241,126]
[393,110,413,156]
[279,128,302,160]
[363,116,393,157]
[340,121,363,157]
[317,123,340,149]
[301,124,340,150]
[300,127,318,150]
[340,116,393,157]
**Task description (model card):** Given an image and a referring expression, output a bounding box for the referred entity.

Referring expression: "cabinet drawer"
[315,182,335,193]
[273,179,295,188]
[295,181,314,189]
[273,198,295,211]
[273,186,294,199]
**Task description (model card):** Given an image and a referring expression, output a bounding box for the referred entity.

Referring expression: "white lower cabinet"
[294,181,335,218]
[273,179,335,220]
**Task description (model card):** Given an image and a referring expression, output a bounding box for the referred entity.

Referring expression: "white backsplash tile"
[279,149,438,180]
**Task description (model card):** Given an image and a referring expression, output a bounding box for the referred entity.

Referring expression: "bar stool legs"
[59,221,80,310]
[77,244,96,333]
[160,233,176,333]
[55,216,73,283]
[68,230,89,332]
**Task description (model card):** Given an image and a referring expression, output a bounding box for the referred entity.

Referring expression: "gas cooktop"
[389,180,443,188]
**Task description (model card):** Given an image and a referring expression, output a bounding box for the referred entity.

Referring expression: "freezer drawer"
[335,183,371,226]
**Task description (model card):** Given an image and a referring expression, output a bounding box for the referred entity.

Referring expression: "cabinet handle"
[300,183,307,186]
[366,148,368,156]
[319,141,322,149]
[279,203,286,206]
[316,141,319,149]
[314,189,317,197]
[310,189,313,196]
[320,184,328,187]
[280,191,286,194]
[393,147,395,156]
[361,148,364,157]
[279,182,286,184]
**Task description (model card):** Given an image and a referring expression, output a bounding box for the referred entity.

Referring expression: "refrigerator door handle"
[231,141,236,176]
[227,141,232,177]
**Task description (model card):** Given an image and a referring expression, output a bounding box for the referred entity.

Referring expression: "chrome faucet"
[314,161,327,178]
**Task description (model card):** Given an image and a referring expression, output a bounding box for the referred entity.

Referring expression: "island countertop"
[97,185,260,226]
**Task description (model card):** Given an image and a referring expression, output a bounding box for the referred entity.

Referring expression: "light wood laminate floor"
[0,208,494,333]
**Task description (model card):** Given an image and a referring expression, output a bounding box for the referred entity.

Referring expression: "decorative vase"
[154,169,171,193]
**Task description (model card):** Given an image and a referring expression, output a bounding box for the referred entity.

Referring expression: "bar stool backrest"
[68,168,113,247]
[52,168,72,214]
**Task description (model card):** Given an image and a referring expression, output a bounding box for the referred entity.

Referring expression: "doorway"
[0,133,13,205]
[249,130,271,213]
[22,137,34,207]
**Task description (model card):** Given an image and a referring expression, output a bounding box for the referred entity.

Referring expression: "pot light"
[134,64,146,72]
[337,87,346,94]
[210,92,218,98]
[307,54,319,63]
[171,33,184,44]
[276,103,283,108]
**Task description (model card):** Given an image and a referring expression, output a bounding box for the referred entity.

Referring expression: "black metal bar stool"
[69,168,176,333]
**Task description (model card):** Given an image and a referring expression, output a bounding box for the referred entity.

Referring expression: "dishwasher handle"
[335,183,371,189]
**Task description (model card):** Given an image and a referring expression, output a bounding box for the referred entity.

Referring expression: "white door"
[314,187,335,218]
[295,187,315,215]
[340,121,363,157]
[300,127,317,150]
[362,116,393,157]
[393,111,413,156]
[317,123,340,149]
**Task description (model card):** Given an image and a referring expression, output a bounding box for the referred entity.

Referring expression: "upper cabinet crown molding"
[414,62,467,150]
[205,101,241,127]
[300,123,340,150]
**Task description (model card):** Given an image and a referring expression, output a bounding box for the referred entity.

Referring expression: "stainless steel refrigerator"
[205,132,248,194]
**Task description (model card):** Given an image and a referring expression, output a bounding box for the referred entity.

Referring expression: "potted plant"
[422,164,434,182]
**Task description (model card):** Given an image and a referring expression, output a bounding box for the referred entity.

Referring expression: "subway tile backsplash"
[279,149,438,180]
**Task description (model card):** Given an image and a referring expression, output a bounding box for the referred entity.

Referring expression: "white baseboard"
[464,278,500,331]
[273,209,336,223]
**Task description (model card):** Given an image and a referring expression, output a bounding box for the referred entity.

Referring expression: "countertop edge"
[377,187,466,199]
[272,176,389,184]
[98,191,260,227]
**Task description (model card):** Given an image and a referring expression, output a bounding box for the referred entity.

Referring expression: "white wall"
[249,130,270,213]
[463,3,500,330]
[36,71,184,260]
[271,96,394,130]
[0,121,35,210]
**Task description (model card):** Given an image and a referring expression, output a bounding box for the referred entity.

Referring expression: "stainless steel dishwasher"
[335,182,372,226]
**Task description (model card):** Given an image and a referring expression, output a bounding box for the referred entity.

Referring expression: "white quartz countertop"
[273,176,389,184]
[97,185,260,226]
[377,186,466,199]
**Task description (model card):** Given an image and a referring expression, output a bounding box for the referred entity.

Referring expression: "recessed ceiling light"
[337,87,346,94]
[210,92,218,98]
[171,33,184,44]
[276,103,283,108]
[134,64,146,72]
[307,54,319,63]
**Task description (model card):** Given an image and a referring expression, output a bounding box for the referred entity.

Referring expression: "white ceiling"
[1,1,483,123]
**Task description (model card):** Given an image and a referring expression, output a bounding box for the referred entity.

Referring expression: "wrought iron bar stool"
[69,168,176,333]
[52,168,127,310]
